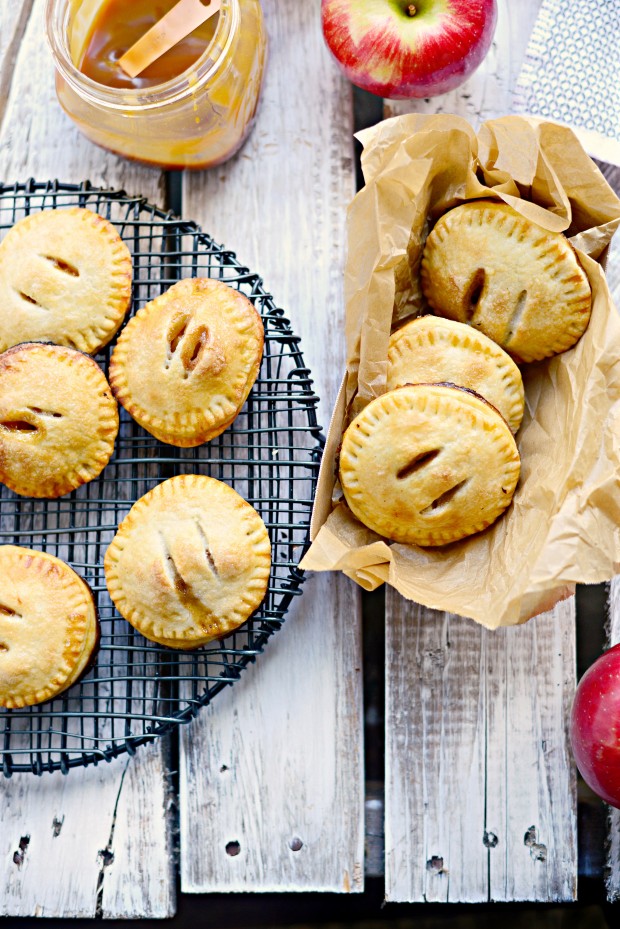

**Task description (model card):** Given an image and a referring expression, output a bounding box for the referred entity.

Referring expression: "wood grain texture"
[384,0,577,903]
[385,601,576,903]
[607,577,620,901]
[0,0,174,918]
[179,0,364,893]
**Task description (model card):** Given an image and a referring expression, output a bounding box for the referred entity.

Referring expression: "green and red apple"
[321,0,498,99]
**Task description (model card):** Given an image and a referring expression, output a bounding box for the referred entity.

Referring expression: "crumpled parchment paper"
[301,114,620,629]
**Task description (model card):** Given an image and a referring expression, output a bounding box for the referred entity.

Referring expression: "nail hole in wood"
[13,835,30,868]
[226,840,241,857]
[98,848,114,867]
[483,830,498,848]
[524,825,547,861]
[426,855,446,874]
[289,836,303,852]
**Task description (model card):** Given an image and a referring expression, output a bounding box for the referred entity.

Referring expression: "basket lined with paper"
[302,114,620,629]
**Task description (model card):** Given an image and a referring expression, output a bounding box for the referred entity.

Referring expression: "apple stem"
[407,3,417,14]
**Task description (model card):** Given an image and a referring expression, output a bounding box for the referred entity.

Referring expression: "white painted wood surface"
[1,0,616,911]
[179,0,365,894]
[386,600,577,903]
[384,0,578,903]
[0,1,174,918]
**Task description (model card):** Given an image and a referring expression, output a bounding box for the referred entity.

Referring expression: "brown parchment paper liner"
[300,113,620,630]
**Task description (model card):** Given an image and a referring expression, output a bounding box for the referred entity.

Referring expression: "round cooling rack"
[0,179,323,776]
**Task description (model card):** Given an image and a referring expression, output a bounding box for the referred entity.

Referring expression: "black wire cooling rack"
[0,179,323,776]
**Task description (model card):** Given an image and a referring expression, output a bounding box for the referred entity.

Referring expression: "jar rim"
[45,0,239,110]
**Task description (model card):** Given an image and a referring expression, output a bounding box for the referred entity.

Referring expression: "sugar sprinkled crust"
[420,200,592,363]
[109,278,264,447]
[104,474,271,648]
[0,546,99,708]
[388,315,525,433]
[0,208,132,355]
[0,343,119,498]
[339,383,520,547]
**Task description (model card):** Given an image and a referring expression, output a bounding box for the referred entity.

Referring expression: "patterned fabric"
[514,0,620,166]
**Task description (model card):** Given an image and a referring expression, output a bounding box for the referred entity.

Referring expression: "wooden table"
[0,0,619,916]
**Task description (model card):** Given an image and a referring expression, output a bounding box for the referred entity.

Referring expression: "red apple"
[570,643,620,808]
[321,0,497,99]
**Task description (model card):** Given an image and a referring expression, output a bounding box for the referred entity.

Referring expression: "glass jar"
[46,0,267,169]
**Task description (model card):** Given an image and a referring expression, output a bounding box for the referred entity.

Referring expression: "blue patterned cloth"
[514,0,620,166]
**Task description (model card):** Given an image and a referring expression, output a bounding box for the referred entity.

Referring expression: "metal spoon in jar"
[119,0,222,79]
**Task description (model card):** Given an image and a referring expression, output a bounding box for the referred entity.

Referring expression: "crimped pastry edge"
[387,315,525,433]
[0,207,133,356]
[0,342,119,498]
[419,200,592,363]
[104,474,271,646]
[0,546,99,708]
[339,383,520,547]
[108,279,264,446]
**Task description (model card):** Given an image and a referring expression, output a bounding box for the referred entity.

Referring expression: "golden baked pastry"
[420,200,592,363]
[0,343,119,498]
[0,546,99,708]
[0,208,132,355]
[104,474,271,648]
[339,384,520,547]
[387,315,525,433]
[109,278,264,447]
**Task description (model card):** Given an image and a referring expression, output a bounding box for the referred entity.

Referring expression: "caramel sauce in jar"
[46,0,267,169]
[78,0,220,90]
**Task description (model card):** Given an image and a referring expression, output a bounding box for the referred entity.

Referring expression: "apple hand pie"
[109,278,264,447]
[0,343,119,498]
[420,200,592,363]
[104,474,271,648]
[0,546,99,709]
[0,207,132,355]
[388,315,525,433]
[339,383,520,547]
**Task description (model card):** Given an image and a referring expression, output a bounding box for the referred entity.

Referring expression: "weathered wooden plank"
[485,602,576,902]
[385,600,576,903]
[385,606,487,901]
[0,0,174,918]
[179,0,364,893]
[384,0,577,903]
[0,1,34,135]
